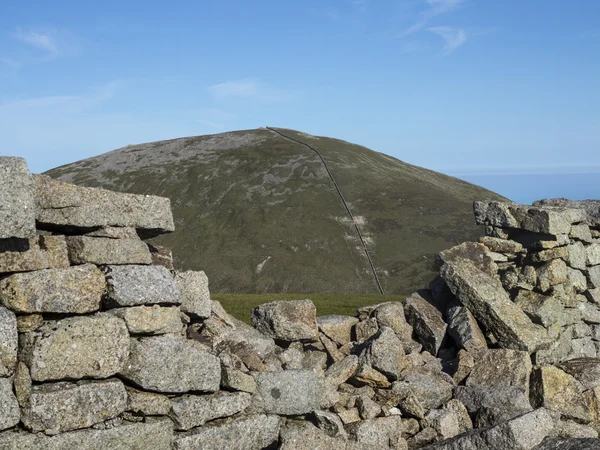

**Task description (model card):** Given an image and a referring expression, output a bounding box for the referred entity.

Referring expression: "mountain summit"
[46,127,505,294]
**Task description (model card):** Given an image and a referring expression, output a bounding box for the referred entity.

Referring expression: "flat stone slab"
[533,198,600,227]
[466,349,532,395]
[35,175,174,236]
[447,304,488,357]
[252,299,318,342]
[0,417,173,450]
[0,307,17,377]
[21,379,127,433]
[66,236,152,265]
[104,265,180,307]
[0,236,69,274]
[126,387,171,416]
[108,305,182,335]
[174,270,211,318]
[20,314,130,381]
[0,377,20,431]
[439,242,547,352]
[173,414,280,450]
[120,334,220,393]
[0,157,35,239]
[317,315,359,346]
[169,391,252,430]
[255,370,322,415]
[0,264,105,313]
[404,291,447,356]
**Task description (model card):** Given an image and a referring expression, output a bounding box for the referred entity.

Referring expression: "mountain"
[46,127,506,294]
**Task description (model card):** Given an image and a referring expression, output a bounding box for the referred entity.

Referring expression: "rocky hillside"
[46,127,505,294]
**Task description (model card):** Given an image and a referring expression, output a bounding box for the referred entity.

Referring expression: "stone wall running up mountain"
[1,156,600,449]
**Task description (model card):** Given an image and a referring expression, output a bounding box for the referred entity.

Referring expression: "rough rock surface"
[0,157,36,239]
[0,236,69,274]
[0,377,20,431]
[120,334,220,393]
[359,327,407,380]
[252,300,318,342]
[104,265,180,307]
[255,370,322,415]
[466,349,532,395]
[35,175,174,235]
[0,264,105,313]
[169,391,252,430]
[446,304,488,356]
[66,236,152,265]
[21,379,127,433]
[108,305,182,335]
[19,314,130,381]
[0,306,17,376]
[404,292,447,355]
[317,315,359,346]
[174,270,211,319]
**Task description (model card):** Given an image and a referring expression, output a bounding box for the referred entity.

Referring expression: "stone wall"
[1,156,600,449]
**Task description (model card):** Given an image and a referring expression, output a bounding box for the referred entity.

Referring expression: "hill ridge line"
[265,126,384,295]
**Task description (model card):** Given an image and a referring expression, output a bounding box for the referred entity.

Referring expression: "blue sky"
[0,0,599,202]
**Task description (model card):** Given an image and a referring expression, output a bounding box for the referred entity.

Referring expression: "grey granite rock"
[0,157,35,239]
[439,243,547,352]
[313,410,348,439]
[252,299,318,342]
[173,414,280,450]
[354,317,380,343]
[514,291,565,328]
[0,236,69,274]
[567,242,587,270]
[588,265,600,288]
[0,307,17,377]
[169,391,252,430]
[455,385,533,427]
[104,265,180,307]
[533,437,600,449]
[394,366,455,411]
[317,315,358,346]
[0,377,19,431]
[479,236,524,253]
[255,370,322,415]
[125,386,171,415]
[587,243,600,266]
[174,270,211,319]
[279,420,351,450]
[108,305,182,335]
[534,198,600,227]
[373,302,413,343]
[325,355,359,387]
[20,314,130,381]
[359,326,407,381]
[538,259,569,293]
[466,349,532,395]
[35,174,174,236]
[404,292,447,355]
[446,304,487,357]
[84,226,139,239]
[121,335,220,393]
[0,264,105,314]
[570,224,594,243]
[558,358,600,390]
[21,379,127,433]
[66,236,152,265]
[221,367,257,393]
[346,416,405,450]
[0,417,173,450]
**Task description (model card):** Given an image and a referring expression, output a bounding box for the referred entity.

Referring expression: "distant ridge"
[46,127,506,294]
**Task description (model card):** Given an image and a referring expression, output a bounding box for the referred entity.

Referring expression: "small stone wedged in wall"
[0,235,69,274]
[35,174,174,237]
[0,157,36,240]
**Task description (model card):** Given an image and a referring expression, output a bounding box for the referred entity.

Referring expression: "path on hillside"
[265,127,384,295]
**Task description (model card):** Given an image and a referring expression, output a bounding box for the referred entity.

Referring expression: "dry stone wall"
[1,155,600,449]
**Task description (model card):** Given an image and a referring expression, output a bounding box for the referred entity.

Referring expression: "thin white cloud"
[210,79,293,103]
[428,27,467,55]
[9,27,81,62]
[399,0,466,37]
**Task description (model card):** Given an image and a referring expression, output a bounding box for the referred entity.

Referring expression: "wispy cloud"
[399,0,466,37]
[428,27,467,55]
[8,27,81,63]
[210,79,293,103]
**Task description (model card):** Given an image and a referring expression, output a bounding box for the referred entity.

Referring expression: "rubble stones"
[404,292,447,355]
[252,300,318,342]
[21,379,127,433]
[20,314,130,381]
[0,157,36,239]
[174,271,211,319]
[120,334,220,393]
[104,265,180,307]
[35,175,174,235]
[0,264,105,314]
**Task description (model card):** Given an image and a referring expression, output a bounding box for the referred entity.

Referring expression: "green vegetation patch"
[212,293,407,324]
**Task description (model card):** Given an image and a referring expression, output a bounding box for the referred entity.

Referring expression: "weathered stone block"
[0,307,17,377]
[108,305,182,335]
[279,421,350,450]
[174,270,211,319]
[404,292,447,356]
[359,327,407,381]
[20,314,130,381]
[126,386,171,416]
[120,334,220,393]
[439,243,547,352]
[394,367,455,411]
[317,315,358,346]
[0,236,69,274]
[252,299,318,342]
[479,236,523,253]
[104,265,180,307]
[0,417,173,450]
[0,377,19,431]
[35,175,174,236]
[570,224,594,243]
[589,265,600,288]
[173,414,280,450]
[587,243,600,266]
[169,391,252,430]
[0,264,105,314]
[255,370,322,415]
[466,349,532,395]
[84,226,139,239]
[221,367,257,393]
[21,379,127,433]
[446,304,487,357]
[373,302,413,343]
[66,236,152,265]
[0,157,35,239]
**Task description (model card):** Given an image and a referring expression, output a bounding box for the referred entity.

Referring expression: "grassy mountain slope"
[46,127,506,294]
